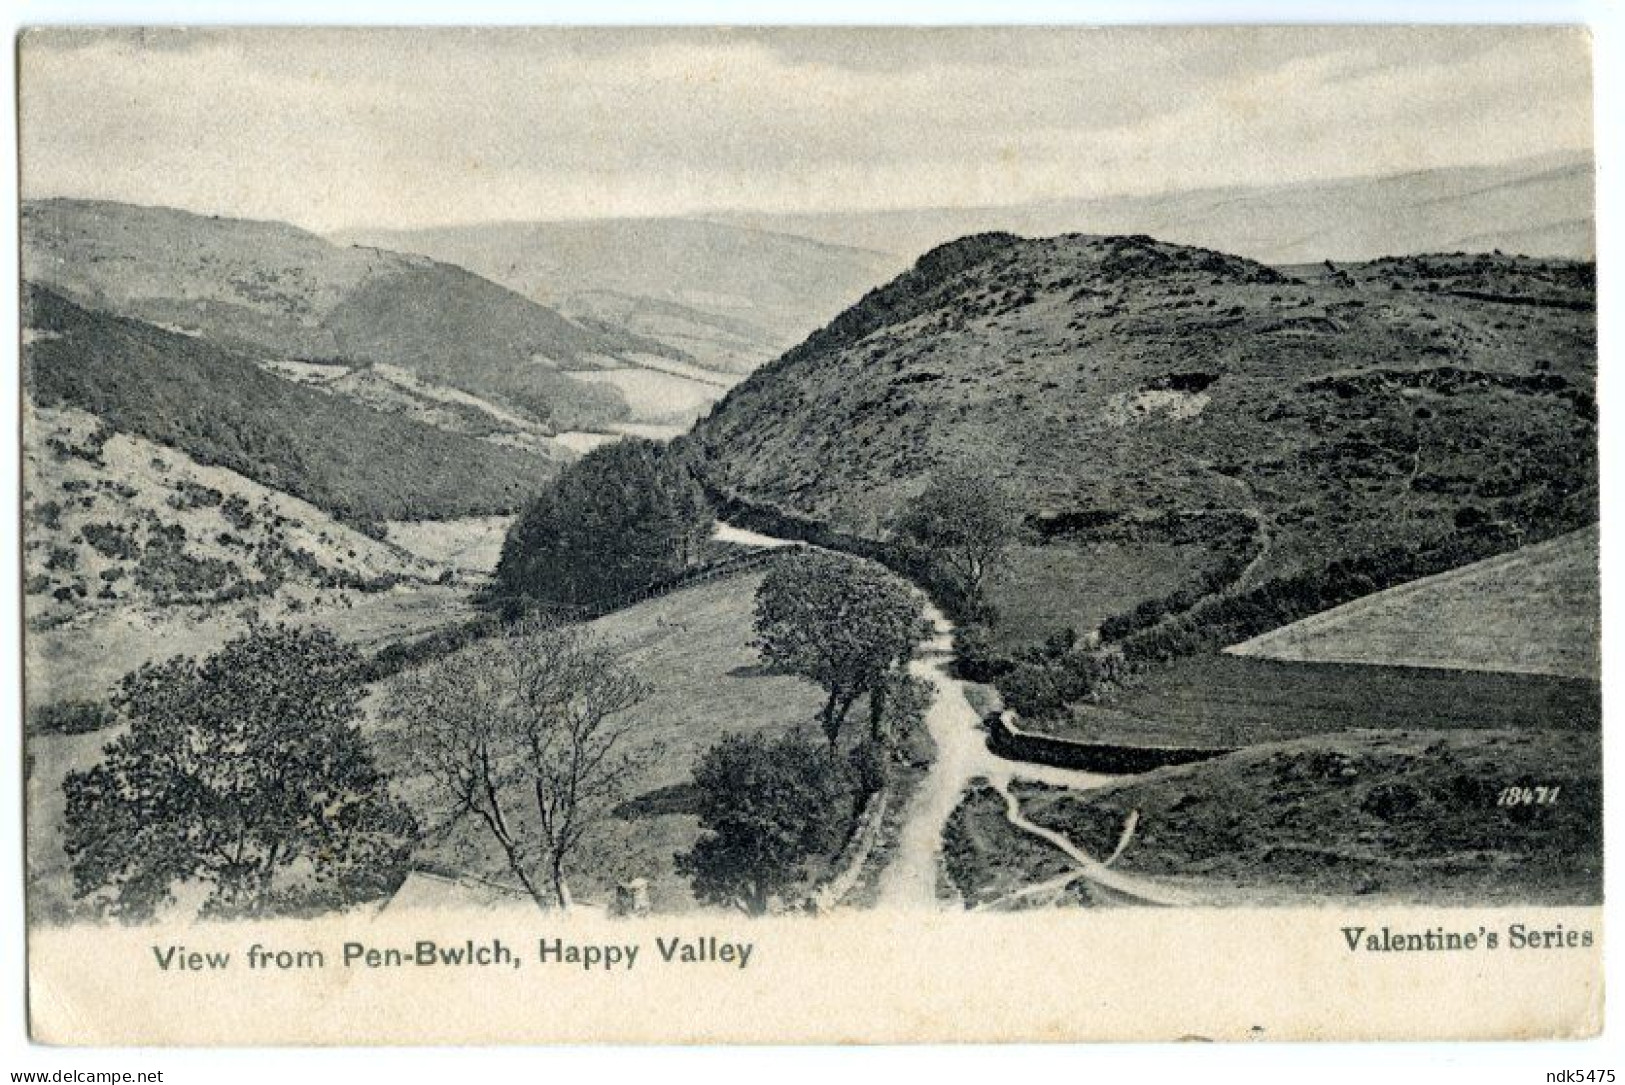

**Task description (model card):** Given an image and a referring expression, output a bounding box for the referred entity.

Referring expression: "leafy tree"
[389,617,652,909]
[892,466,1022,612]
[494,439,713,614]
[676,732,850,914]
[752,551,926,751]
[63,627,416,921]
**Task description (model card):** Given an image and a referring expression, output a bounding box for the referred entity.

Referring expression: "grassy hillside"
[1229,527,1598,679]
[372,568,829,912]
[691,232,1596,649]
[24,284,558,522]
[1046,654,1599,748]
[21,198,669,432]
[22,404,451,627]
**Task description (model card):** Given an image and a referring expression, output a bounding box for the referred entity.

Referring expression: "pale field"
[553,431,621,454]
[386,515,515,574]
[23,405,467,704]
[564,367,719,424]
[1227,526,1599,679]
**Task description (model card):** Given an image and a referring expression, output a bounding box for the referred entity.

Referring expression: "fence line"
[543,541,807,622]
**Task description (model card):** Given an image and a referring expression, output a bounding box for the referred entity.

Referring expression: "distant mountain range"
[705,152,1593,267]
[334,154,1590,396]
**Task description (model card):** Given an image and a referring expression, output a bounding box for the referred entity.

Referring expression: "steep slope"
[23,284,559,523]
[22,404,449,628]
[337,217,907,376]
[711,152,1594,266]
[20,198,677,431]
[690,232,1596,639]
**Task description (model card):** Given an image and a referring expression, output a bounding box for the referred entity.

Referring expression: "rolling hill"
[336,217,907,378]
[23,283,559,523]
[688,231,1596,649]
[21,198,678,432]
[711,152,1593,267]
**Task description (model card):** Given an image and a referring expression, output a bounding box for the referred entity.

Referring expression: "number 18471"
[1498,785,1560,807]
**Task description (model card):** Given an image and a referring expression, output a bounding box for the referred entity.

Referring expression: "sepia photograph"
[9,19,1607,1047]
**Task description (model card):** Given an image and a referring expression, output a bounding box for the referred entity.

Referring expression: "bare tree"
[388,617,652,909]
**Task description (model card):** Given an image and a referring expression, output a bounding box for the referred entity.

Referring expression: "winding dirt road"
[713,521,1184,911]
[870,603,1129,910]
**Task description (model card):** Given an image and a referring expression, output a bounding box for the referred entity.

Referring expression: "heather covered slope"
[21,198,674,432]
[23,284,557,522]
[689,232,1596,639]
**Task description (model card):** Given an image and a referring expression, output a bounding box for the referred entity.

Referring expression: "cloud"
[18,26,1593,231]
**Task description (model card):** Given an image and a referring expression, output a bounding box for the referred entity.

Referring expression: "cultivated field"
[1046,654,1600,748]
[385,516,514,574]
[1228,526,1599,679]
[565,367,721,427]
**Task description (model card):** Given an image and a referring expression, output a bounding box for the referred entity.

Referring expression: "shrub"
[80,523,140,562]
[27,700,115,736]
[952,622,1013,682]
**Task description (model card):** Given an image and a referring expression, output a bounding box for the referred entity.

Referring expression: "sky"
[18,26,1595,233]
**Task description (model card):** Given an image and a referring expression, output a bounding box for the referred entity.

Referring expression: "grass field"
[1228,526,1599,679]
[378,568,832,912]
[1012,728,1602,906]
[1042,653,1599,748]
[985,539,1216,651]
[32,566,833,920]
[26,584,478,706]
